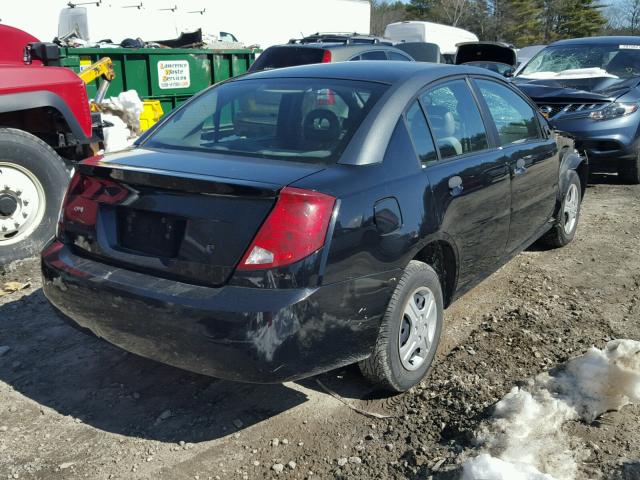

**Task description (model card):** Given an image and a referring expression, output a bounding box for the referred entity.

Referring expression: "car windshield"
[519,44,640,79]
[143,78,387,163]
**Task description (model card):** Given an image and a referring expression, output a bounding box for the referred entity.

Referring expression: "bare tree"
[439,0,471,26]
[628,0,640,33]
[370,0,407,36]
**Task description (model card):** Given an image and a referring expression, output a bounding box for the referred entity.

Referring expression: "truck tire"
[618,151,640,185]
[540,170,581,248]
[0,128,70,265]
[359,260,444,393]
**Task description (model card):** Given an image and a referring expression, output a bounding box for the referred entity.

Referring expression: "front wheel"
[540,170,582,248]
[0,128,70,265]
[359,260,444,393]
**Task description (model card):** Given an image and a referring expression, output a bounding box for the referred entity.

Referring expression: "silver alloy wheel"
[398,286,438,371]
[0,162,46,246]
[563,183,579,235]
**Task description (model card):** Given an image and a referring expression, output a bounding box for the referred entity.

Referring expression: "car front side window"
[420,80,488,159]
[476,79,541,146]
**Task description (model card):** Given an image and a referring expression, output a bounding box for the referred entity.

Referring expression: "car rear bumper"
[41,240,398,383]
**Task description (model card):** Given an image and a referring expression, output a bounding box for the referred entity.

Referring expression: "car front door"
[407,78,512,292]
[472,78,559,254]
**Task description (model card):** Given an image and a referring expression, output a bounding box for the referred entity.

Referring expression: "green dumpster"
[54,46,258,114]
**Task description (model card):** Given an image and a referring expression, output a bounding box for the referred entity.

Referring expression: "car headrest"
[427,106,456,138]
[302,109,341,144]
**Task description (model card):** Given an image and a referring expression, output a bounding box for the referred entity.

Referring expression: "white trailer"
[384,21,478,57]
[1,0,371,48]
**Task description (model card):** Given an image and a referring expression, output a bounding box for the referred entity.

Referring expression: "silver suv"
[248,33,414,72]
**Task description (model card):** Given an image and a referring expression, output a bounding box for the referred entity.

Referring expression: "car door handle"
[514,158,527,176]
[448,175,463,196]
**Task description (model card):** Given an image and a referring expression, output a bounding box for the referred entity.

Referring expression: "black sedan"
[42,62,586,392]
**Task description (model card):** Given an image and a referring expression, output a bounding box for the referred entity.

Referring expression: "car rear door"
[472,77,559,254]
[406,78,511,292]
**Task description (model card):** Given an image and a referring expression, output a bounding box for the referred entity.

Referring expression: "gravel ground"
[0,174,639,480]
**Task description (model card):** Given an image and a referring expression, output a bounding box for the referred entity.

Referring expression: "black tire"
[540,170,582,248]
[359,260,444,393]
[0,128,70,265]
[618,152,640,184]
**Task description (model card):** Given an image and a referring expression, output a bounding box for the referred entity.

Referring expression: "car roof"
[265,43,401,54]
[235,61,502,86]
[549,36,640,46]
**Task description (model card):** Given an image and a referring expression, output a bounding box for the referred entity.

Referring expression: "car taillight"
[321,50,332,63]
[238,187,336,270]
[57,172,128,237]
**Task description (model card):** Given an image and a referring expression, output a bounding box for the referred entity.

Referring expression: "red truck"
[0,24,98,264]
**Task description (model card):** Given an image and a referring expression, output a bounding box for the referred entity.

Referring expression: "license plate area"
[117,207,186,258]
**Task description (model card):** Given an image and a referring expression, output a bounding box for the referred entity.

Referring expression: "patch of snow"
[462,339,640,480]
[519,67,619,80]
[102,114,136,153]
[100,90,144,133]
[462,454,556,480]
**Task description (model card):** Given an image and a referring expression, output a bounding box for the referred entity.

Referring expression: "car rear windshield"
[519,44,640,79]
[143,78,387,163]
[249,47,326,72]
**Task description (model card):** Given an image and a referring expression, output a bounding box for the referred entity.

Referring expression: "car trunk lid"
[62,149,325,287]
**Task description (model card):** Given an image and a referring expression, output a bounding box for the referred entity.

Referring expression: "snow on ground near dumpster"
[101,90,143,133]
[461,339,640,480]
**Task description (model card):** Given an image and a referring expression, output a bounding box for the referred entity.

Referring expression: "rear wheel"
[618,151,640,184]
[540,170,581,248]
[0,128,70,265]
[359,260,444,393]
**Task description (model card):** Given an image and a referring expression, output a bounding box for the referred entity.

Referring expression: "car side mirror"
[503,68,515,78]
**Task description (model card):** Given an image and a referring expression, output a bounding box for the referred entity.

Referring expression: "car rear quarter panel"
[292,120,437,286]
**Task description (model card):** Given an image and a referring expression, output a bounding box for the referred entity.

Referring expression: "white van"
[384,21,478,62]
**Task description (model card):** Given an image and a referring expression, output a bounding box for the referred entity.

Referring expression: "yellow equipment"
[140,100,164,132]
[77,57,164,131]
[77,57,115,111]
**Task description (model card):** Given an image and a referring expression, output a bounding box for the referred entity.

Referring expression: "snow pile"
[99,90,144,153]
[102,114,136,153]
[462,339,640,480]
[100,90,144,134]
[463,454,556,480]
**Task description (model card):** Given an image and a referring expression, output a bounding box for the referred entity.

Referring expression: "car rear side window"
[421,80,488,159]
[405,101,438,166]
[360,51,388,60]
[475,79,541,146]
[388,52,412,61]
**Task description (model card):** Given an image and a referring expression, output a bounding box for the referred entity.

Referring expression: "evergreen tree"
[502,0,544,46]
[558,0,607,38]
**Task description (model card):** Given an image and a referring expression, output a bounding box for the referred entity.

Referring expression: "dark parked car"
[395,42,444,63]
[42,62,586,392]
[248,37,413,72]
[513,36,640,183]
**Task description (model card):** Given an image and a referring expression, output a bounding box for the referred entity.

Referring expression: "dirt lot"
[1,174,639,480]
